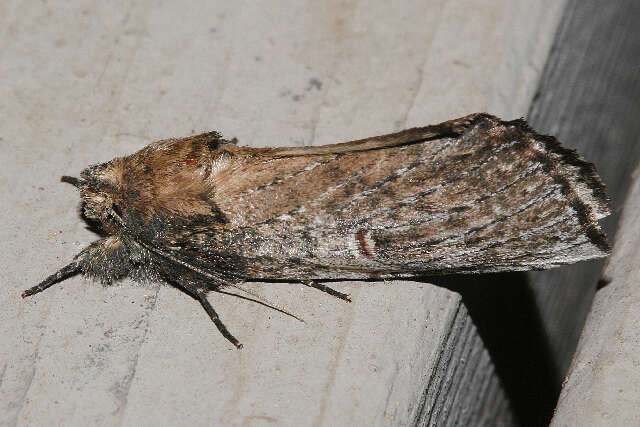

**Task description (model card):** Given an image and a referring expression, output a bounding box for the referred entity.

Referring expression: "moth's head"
[63,159,125,234]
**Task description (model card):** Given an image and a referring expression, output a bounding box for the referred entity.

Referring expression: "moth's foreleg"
[22,260,81,298]
[302,280,351,302]
[196,289,243,349]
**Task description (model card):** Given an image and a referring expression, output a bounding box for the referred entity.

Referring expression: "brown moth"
[23,113,610,348]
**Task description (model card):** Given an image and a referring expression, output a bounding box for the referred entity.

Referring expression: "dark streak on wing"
[265,115,472,157]
[531,150,609,252]
[355,230,374,258]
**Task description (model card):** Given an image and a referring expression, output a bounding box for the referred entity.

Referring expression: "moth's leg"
[301,280,351,302]
[196,289,243,349]
[22,260,81,297]
[163,272,244,349]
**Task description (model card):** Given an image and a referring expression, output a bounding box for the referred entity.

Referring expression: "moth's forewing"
[155,114,609,281]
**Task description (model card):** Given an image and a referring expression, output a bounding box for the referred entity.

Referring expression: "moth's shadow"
[422,272,558,427]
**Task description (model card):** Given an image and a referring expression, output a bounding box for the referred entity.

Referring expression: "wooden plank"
[430,1,640,424]
[537,1,640,423]
[521,0,640,423]
[446,2,640,424]
[0,1,567,425]
[550,154,640,424]
[528,0,640,373]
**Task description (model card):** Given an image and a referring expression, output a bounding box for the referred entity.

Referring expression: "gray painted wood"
[551,157,640,426]
[423,1,640,425]
[413,303,514,426]
[0,1,580,426]
[528,0,640,376]
[436,1,640,425]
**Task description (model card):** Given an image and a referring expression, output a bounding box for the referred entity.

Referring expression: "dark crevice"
[425,273,558,427]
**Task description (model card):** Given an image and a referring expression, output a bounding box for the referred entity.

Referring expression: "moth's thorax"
[78,134,239,232]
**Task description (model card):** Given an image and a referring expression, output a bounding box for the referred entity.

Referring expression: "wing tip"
[461,113,611,255]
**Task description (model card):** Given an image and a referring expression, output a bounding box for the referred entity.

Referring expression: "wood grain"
[0,1,576,426]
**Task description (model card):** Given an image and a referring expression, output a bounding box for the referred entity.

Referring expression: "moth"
[23,113,610,348]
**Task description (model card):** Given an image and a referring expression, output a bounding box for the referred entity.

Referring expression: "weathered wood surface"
[437,1,640,425]
[528,0,640,375]
[550,160,640,425]
[545,2,640,423]
[0,1,573,426]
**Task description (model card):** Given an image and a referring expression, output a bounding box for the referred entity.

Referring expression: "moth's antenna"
[61,175,84,188]
[22,261,82,298]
